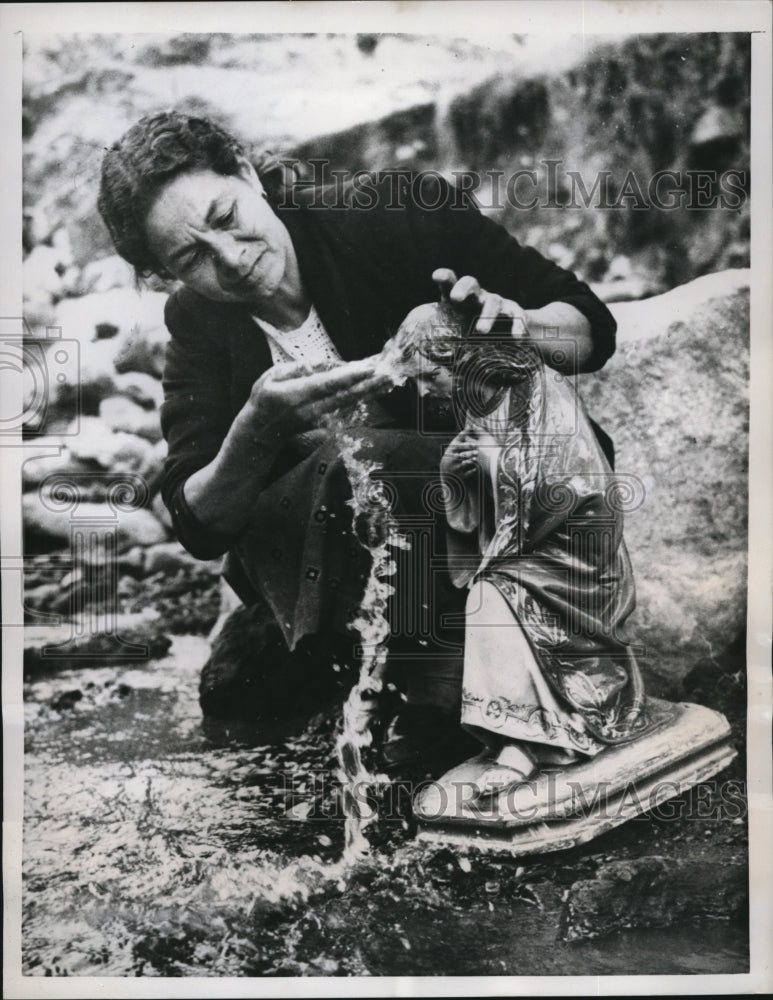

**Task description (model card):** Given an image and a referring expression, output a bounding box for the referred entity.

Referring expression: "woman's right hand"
[440,429,479,479]
[246,358,391,438]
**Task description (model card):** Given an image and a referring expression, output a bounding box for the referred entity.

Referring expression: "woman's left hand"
[432,268,530,337]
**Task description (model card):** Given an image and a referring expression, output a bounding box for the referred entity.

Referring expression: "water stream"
[329,411,410,861]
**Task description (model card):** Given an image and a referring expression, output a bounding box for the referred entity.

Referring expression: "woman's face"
[143,161,296,307]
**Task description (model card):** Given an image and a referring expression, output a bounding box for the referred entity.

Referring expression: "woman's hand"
[246,357,391,439]
[182,356,390,538]
[431,268,595,374]
[440,429,479,479]
[432,268,530,337]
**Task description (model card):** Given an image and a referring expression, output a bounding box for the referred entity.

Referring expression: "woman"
[97,110,619,769]
[390,302,650,797]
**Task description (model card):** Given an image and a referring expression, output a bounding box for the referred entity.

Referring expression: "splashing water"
[328,406,411,861]
[327,315,452,861]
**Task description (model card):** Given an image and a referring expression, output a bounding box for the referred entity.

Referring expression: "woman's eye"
[184,247,210,271]
[216,206,235,227]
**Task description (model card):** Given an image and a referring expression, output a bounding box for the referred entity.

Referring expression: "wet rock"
[118,563,222,635]
[23,492,167,551]
[24,626,172,674]
[99,396,163,442]
[580,269,749,684]
[563,856,747,941]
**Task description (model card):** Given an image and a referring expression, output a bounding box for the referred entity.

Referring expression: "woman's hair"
[97,110,285,279]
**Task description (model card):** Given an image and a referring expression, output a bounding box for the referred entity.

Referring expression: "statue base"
[413,699,737,856]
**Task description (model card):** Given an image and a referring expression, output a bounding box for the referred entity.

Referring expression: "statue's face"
[143,161,295,307]
[413,363,455,398]
[381,300,464,396]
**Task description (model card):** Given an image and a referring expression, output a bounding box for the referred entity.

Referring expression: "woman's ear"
[235,155,266,197]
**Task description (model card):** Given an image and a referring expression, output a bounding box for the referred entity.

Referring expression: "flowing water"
[330,416,410,861]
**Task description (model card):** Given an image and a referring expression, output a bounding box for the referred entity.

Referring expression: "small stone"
[99,396,163,443]
[113,371,165,410]
[66,417,154,472]
[51,689,83,711]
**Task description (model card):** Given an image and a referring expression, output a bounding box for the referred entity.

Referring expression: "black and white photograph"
[2,1,772,995]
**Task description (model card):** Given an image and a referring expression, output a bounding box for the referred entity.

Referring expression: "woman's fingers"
[270,359,343,382]
[302,372,392,418]
[475,292,505,333]
[432,268,459,301]
[430,269,527,335]
[448,275,482,307]
[294,359,379,400]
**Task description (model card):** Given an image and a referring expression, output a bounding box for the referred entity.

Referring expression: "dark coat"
[160,173,617,578]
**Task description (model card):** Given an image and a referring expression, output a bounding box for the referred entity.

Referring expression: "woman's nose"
[212,236,248,280]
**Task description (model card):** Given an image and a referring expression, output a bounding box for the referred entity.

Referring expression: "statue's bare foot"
[472,742,537,803]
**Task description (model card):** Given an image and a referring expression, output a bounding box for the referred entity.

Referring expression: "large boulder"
[578,269,749,686]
